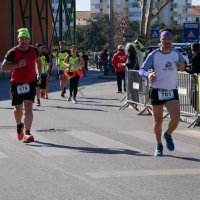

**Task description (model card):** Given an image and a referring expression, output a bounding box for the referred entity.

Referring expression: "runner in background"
[42,46,51,98]
[64,45,84,104]
[35,43,50,106]
[56,41,69,97]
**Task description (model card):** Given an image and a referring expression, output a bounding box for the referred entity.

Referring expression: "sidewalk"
[88,66,116,80]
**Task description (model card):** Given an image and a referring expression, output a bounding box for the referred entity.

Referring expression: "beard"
[18,41,29,50]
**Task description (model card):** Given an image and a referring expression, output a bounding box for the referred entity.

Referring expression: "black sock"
[17,123,23,134]
[25,130,30,135]
[157,143,163,147]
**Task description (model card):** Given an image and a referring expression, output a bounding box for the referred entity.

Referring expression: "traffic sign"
[150,29,159,39]
[183,23,199,42]
[118,17,129,29]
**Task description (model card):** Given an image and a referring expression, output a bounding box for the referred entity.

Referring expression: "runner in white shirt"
[139,28,186,156]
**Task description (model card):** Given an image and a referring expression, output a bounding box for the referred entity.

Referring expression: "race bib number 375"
[158,89,174,101]
[17,83,30,94]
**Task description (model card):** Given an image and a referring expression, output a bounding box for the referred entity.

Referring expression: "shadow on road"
[28,140,151,157]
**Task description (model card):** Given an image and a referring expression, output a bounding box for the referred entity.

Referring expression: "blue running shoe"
[163,132,175,151]
[154,144,163,157]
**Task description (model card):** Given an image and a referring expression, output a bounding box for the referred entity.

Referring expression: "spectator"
[99,49,109,75]
[133,35,146,59]
[135,44,144,68]
[125,43,139,70]
[185,42,200,111]
[82,51,89,70]
[112,45,127,93]
[94,52,99,69]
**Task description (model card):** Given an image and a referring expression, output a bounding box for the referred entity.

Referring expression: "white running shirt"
[140,48,186,89]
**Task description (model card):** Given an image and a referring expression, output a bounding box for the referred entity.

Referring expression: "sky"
[76,0,90,11]
[75,0,199,11]
[192,0,200,5]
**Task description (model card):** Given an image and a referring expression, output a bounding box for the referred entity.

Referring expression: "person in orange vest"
[63,45,84,104]
[112,45,127,93]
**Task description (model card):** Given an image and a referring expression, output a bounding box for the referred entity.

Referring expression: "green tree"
[75,15,140,52]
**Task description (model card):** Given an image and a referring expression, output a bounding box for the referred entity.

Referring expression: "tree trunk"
[140,0,147,37]
[139,0,172,45]
[145,0,154,44]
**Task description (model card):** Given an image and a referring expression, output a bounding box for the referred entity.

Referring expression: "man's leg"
[152,104,164,156]
[116,72,122,92]
[14,104,23,125]
[23,100,35,143]
[14,103,24,140]
[23,100,33,132]
[152,105,164,144]
[122,72,126,91]
[165,100,180,134]
[161,100,180,151]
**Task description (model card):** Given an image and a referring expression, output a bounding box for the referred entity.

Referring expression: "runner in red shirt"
[2,28,42,143]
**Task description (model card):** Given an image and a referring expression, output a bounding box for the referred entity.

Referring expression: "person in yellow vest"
[56,41,69,97]
[42,46,52,99]
[35,43,50,106]
[133,35,146,59]
[63,45,84,104]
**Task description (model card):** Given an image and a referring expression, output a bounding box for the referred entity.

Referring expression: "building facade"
[91,0,141,22]
[155,0,192,25]
[90,0,192,25]
[76,11,91,26]
[187,5,200,23]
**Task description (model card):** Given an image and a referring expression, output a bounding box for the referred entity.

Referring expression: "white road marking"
[87,168,200,178]
[66,131,147,154]
[120,130,200,153]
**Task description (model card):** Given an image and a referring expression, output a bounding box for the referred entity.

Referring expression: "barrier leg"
[188,118,198,128]
[163,112,170,119]
[119,102,129,110]
[138,106,152,115]
[120,95,126,103]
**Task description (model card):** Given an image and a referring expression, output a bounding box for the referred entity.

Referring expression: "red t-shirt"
[5,46,38,83]
[112,50,127,72]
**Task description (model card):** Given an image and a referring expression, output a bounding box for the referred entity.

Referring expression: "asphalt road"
[0,70,200,200]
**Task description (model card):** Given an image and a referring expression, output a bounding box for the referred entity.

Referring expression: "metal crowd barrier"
[119,70,152,115]
[120,70,200,128]
[177,72,199,127]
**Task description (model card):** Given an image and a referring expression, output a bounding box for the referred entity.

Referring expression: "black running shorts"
[149,88,179,105]
[10,81,36,106]
[37,73,47,89]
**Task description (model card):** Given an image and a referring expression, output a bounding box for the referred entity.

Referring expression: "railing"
[121,70,200,128]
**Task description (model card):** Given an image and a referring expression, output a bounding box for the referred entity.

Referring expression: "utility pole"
[109,0,114,61]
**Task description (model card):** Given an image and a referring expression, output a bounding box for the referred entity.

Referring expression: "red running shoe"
[17,123,24,140]
[23,134,34,143]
